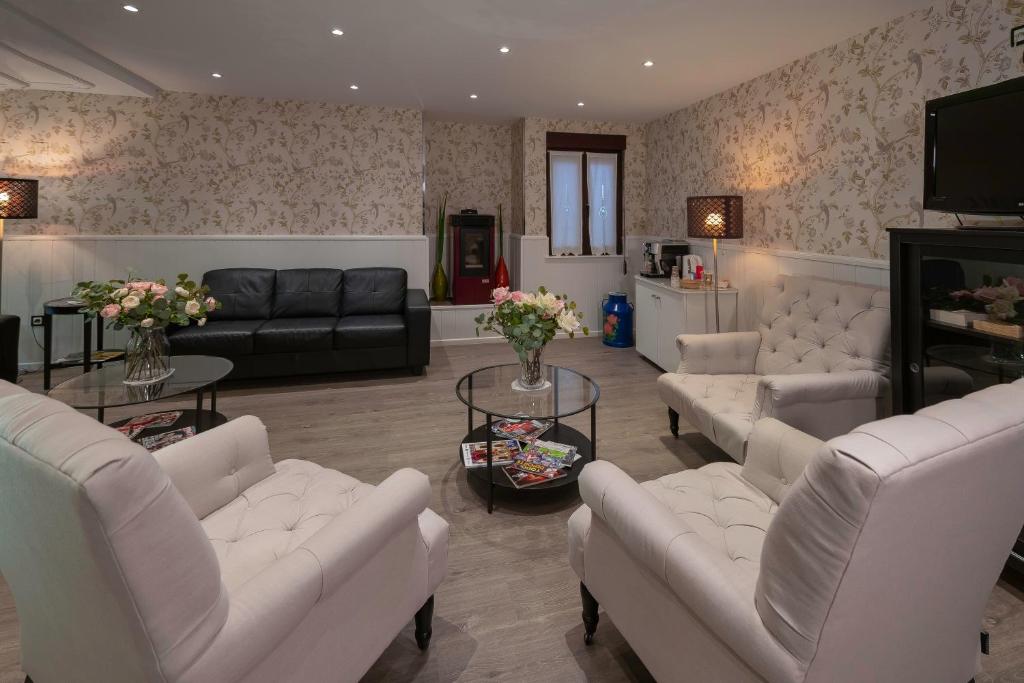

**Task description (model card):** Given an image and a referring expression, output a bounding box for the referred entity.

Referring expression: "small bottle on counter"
[670,266,680,288]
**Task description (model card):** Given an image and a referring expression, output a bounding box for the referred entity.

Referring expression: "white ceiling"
[7,0,933,123]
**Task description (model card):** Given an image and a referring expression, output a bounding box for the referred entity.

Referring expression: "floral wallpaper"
[510,118,526,234]
[645,0,1024,259]
[423,120,511,231]
[0,90,423,235]
[521,117,647,236]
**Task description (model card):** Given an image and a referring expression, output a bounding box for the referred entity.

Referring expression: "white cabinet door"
[635,282,659,363]
[657,293,684,371]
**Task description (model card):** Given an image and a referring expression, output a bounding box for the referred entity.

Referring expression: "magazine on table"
[461,439,522,468]
[116,411,183,439]
[491,416,552,442]
[518,439,579,468]
[502,464,568,489]
[139,426,196,451]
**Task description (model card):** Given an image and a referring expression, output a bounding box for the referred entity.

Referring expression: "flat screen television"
[924,75,1024,216]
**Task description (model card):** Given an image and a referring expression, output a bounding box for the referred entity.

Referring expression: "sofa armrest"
[741,418,825,504]
[675,331,760,375]
[752,371,890,441]
[578,461,797,681]
[405,288,431,370]
[153,416,276,520]
[299,467,432,599]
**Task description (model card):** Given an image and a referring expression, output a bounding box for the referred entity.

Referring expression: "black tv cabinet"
[889,227,1024,572]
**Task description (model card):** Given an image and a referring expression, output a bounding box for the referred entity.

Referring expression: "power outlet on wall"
[1013,24,1024,48]
[30,315,44,327]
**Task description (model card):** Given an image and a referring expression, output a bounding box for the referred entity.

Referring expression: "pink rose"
[205,296,217,311]
[492,287,510,304]
[130,281,153,291]
[510,291,525,303]
[100,303,121,319]
[150,283,168,296]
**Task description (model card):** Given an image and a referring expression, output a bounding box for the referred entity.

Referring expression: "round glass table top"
[48,355,233,409]
[455,364,600,420]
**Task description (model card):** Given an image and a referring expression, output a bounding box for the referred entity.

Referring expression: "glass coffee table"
[48,355,233,436]
[455,364,600,513]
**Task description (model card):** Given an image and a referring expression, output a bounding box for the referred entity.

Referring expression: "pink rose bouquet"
[73,273,220,332]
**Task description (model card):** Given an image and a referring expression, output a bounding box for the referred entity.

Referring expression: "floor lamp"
[686,195,743,333]
[0,178,39,304]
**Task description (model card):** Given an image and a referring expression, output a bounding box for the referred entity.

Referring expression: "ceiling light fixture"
[643,60,654,67]
[499,46,510,54]
[349,84,359,90]
[211,72,222,78]
[331,27,344,36]
[577,101,585,107]
[470,94,478,99]
[122,4,139,12]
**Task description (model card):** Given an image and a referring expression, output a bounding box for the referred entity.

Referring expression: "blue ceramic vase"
[601,292,634,348]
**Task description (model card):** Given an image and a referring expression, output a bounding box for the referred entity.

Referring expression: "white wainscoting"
[686,240,890,331]
[2,234,430,368]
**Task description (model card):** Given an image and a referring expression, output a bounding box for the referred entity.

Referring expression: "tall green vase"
[431,262,449,302]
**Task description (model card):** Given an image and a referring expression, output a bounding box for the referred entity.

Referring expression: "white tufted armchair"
[657,274,890,461]
[0,380,448,683]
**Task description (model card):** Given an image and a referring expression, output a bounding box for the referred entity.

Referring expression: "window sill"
[545,254,623,262]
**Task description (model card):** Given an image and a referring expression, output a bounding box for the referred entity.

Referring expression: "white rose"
[121,295,141,310]
[184,300,201,315]
[556,309,580,334]
[139,317,154,328]
[113,288,129,299]
[130,289,145,299]
[175,286,189,297]
[197,317,207,327]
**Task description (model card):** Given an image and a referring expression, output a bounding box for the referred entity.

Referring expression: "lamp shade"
[0,178,38,219]
[686,195,743,240]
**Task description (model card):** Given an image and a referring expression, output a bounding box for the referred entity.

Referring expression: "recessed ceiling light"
[643,60,654,67]
[122,4,139,12]
[331,27,344,36]
[211,72,222,78]
[499,46,510,54]
[470,93,478,99]
[349,84,359,90]
[577,101,585,107]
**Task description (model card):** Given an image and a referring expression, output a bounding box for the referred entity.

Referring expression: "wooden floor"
[1,337,1023,682]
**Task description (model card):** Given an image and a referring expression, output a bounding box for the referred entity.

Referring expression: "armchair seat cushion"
[334,314,406,350]
[658,373,760,461]
[169,320,263,355]
[641,462,776,586]
[253,318,337,354]
[203,459,374,590]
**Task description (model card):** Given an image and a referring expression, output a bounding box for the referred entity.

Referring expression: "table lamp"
[0,178,38,303]
[686,195,743,332]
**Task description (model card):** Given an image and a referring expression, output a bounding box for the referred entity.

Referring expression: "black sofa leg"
[411,366,424,376]
[581,582,599,645]
[668,408,679,438]
[25,676,32,683]
[414,595,434,650]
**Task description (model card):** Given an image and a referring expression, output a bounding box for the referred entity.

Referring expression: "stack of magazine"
[460,415,582,489]
[115,410,196,451]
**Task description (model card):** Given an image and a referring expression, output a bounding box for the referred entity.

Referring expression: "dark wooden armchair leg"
[668,408,679,438]
[25,676,33,683]
[414,595,435,650]
[581,582,599,645]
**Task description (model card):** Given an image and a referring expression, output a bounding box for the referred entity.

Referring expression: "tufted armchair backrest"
[754,275,890,377]
[0,381,229,683]
[755,378,1024,681]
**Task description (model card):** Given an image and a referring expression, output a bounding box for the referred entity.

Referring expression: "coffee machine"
[640,241,690,278]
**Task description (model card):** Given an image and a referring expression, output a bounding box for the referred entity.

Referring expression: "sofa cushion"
[341,268,406,316]
[272,269,344,318]
[169,320,262,355]
[641,462,776,587]
[202,459,375,591]
[253,318,337,354]
[657,373,759,462]
[203,268,276,320]
[334,314,406,350]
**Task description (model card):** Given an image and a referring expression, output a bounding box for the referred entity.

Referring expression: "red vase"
[494,255,510,289]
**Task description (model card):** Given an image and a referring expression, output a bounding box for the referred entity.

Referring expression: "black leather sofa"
[168,267,430,379]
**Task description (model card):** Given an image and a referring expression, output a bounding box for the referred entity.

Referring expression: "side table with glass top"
[48,355,233,437]
[455,364,600,513]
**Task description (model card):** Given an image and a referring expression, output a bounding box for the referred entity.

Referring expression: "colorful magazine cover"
[491,416,552,442]
[116,411,183,439]
[461,439,522,468]
[502,465,567,489]
[520,439,578,468]
[139,426,196,451]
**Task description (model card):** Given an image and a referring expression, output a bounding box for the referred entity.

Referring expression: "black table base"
[109,408,228,441]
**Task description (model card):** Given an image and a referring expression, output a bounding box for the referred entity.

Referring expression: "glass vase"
[124,327,173,385]
[514,346,548,391]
